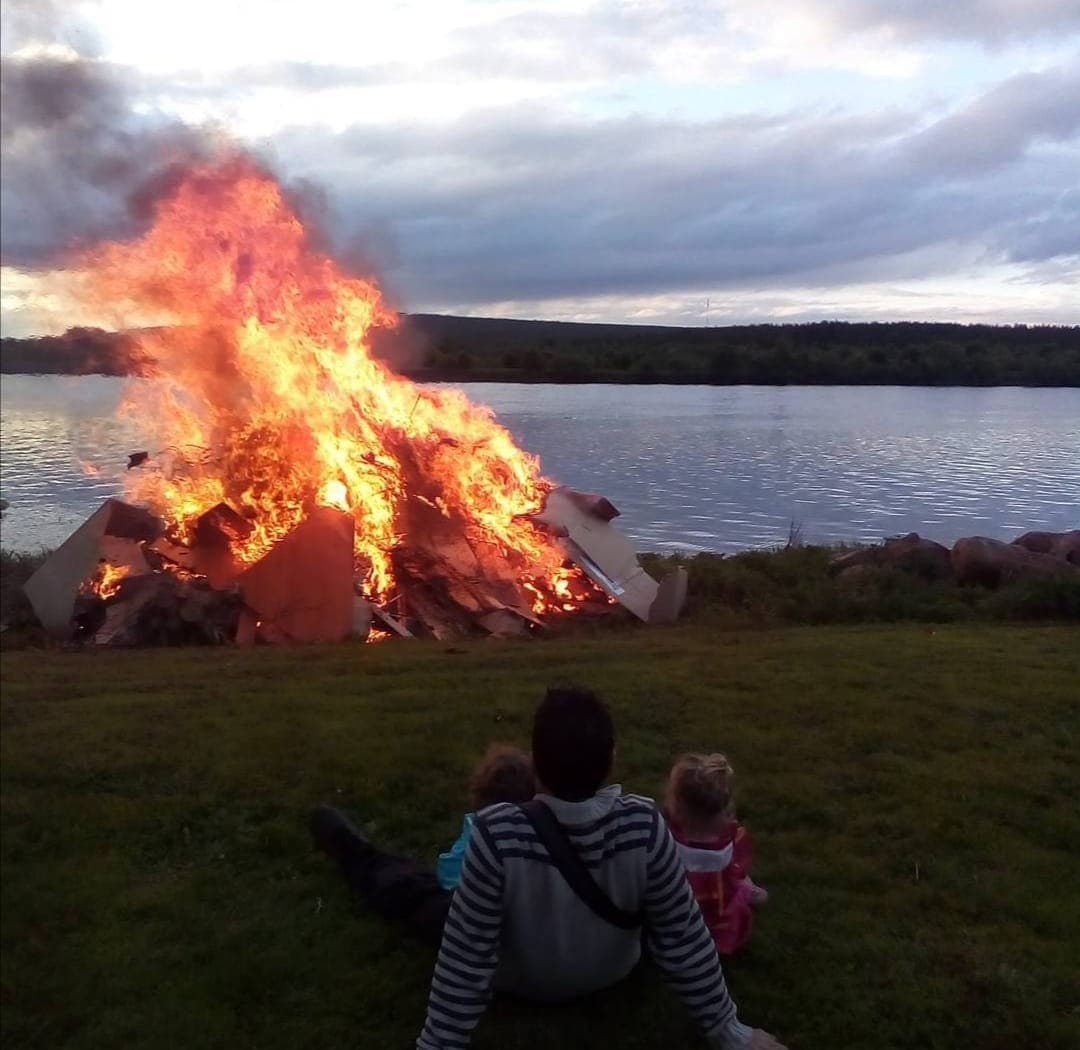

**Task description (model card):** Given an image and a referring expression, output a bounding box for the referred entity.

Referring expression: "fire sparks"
[80,155,584,611]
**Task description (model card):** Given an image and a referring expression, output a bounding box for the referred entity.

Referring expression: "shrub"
[0,548,48,628]
[643,546,1079,625]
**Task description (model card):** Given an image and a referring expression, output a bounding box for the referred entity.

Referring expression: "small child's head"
[666,753,736,837]
[469,743,536,811]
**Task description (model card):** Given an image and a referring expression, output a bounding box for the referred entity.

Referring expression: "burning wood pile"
[24,487,686,645]
[21,155,686,646]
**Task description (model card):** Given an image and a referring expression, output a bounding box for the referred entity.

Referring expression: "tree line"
[406,316,1080,386]
[3,318,1078,386]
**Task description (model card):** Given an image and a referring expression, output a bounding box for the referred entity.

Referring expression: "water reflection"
[1,376,1077,552]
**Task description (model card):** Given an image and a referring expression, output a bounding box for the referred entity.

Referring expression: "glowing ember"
[80,155,585,613]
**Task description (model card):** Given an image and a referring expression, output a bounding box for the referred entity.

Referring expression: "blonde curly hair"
[666,752,736,830]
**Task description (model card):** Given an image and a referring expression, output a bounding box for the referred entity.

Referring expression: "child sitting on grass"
[664,752,768,955]
[436,743,536,890]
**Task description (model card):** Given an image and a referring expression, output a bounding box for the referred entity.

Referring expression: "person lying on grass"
[665,753,769,956]
[310,685,788,1050]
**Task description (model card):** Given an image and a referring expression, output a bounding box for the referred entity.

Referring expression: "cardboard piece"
[235,607,258,647]
[534,487,687,624]
[371,605,414,638]
[534,487,658,621]
[236,507,355,643]
[93,578,159,646]
[23,499,161,637]
[648,565,688,624]
[477,608,530,637]
[188,502,252,588]
[195,502,254,546]
[564,490,620,522]
[351,597,373,641]
[146,536,199,572]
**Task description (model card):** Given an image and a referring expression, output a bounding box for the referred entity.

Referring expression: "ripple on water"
[2,378,1079,552]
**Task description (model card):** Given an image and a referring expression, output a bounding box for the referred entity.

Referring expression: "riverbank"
[4,543,1079,643]
[2,622,1078,1049]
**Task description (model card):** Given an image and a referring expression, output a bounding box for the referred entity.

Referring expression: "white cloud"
[444,259,1080,327]
[2,0,1079,328]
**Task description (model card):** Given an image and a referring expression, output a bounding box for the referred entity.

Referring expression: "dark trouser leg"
[334,833,451,948]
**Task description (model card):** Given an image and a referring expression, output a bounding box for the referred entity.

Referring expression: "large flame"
[81,156,571,606]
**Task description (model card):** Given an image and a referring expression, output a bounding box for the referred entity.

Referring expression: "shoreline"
[4,369,1080,389]
[4,540,1078,641]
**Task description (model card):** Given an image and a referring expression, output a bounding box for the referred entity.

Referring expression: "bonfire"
[24,156,685,645]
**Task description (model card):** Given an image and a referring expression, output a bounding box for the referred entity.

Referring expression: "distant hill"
[0,327,152,376]
[3,317,1079,386]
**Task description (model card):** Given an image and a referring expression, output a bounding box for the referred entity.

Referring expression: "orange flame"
[80,156,581,609]
[83,561,133,599]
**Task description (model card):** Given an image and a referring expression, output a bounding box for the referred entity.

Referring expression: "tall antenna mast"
[704,297,711,327]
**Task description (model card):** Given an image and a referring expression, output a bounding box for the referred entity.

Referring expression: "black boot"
[308,805,373,865]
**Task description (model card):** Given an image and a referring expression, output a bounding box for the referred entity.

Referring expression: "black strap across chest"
[518,800,643,930]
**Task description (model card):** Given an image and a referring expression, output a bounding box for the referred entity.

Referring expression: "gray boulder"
[952,536,1080,588]
[1011,530,1080,565]
[830,532,953,581]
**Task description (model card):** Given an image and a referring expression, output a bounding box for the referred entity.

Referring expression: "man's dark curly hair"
[531,686,614,801]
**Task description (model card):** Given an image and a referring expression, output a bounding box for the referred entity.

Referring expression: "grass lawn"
[2,623,1078,1049]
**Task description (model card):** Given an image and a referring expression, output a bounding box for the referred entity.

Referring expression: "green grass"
[2,623,1079,1050]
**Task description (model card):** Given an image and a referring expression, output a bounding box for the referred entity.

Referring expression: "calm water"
[1,376,1078,553]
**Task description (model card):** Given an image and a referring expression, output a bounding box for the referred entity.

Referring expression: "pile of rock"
[829,530,1080,587]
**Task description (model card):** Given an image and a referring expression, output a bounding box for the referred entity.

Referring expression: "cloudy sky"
[2,0,1079,335]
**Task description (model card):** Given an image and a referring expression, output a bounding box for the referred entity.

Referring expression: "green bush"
[0,549,48,627]
[980,577,1080,620]
[642,546,1079,625]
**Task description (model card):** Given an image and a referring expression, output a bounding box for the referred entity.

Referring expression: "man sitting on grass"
[310,686,786,1049]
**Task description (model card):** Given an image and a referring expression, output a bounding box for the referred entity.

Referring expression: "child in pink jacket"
[664,752,768,955]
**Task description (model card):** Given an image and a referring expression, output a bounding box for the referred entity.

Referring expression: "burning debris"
[24,488,685,646]
[21,156,687,645]
[535,488,687,625]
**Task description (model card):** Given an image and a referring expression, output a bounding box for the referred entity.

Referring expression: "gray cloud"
[2,0,1077,323]
[816,0,1080,46]
[437,2,1080,81]
[144,60,393,101]
[266,57,1078,306]
[907,62,1080,172]
[998,188,1080,263]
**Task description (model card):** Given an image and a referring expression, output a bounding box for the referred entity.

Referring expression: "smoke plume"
[0,46,225,266]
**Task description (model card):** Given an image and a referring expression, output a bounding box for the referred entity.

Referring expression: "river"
[1,376,1077,552]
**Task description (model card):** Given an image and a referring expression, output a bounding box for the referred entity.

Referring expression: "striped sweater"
[416,785,753,1049]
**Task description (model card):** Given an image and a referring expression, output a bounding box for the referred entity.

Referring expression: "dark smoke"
[0,49,403,306]
[0,50,223,266]
[0,1,414,367]
[0,0,209,265]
